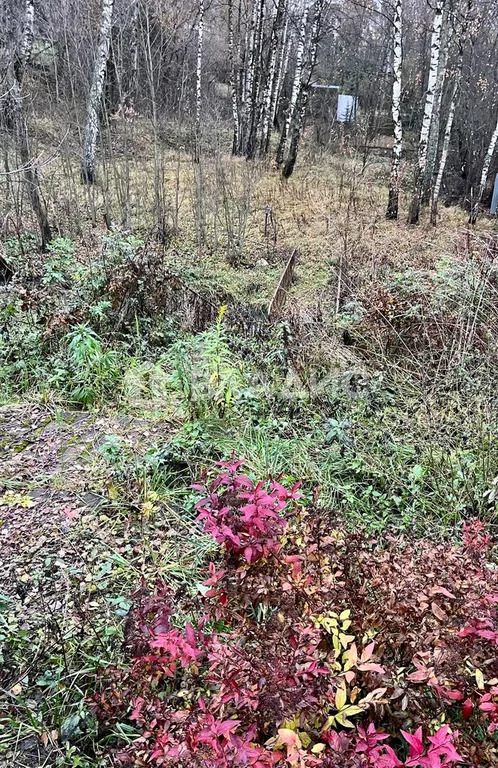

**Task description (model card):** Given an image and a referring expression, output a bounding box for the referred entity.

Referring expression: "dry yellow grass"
[3,115,494,315]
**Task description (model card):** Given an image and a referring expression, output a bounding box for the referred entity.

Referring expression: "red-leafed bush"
[91,461,498,767]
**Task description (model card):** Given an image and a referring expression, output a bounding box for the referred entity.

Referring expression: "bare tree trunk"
[386,0,403,220]
[1,0,52,249]
[430,77,459,225]
[271,17,291,131]
[17,115,52,249]
[241,0,260,154]
[245,0,266,159]
[17,0,34,83]
[260,0,287,156]
[81,0,115,184]
[125,0,139,109]
[408,0,445,224]
[423,9,451,203]
[469,113,498,224]
[431,0,473,225]
[281,0,322,179]
[194,0,204,163]
[228,0,240,155]
[276,2,309,168]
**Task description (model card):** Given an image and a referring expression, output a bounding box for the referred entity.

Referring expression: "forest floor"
[1,141,498,766]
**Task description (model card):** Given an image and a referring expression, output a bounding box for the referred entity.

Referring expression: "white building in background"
[336,94,357,122]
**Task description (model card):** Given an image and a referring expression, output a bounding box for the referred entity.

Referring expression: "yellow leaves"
[314,609,355,661]
[108,484,119,501]
[335,682,347,711]
[0,491,35,509]
[325,681,366,729]
[140,500,157,519]
[475,668,485,690]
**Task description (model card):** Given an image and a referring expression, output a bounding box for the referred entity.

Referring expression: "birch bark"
[430,75,459,225]
[271,19,291,132]
[2,0,52,247]
[81,0,115,184]
[281,0,323,178]
[469,114,498,224]
[423,9,451,203]
[260,0,287,156]
[386,0,403,220]
[228,0,240,155]
[194,0,204,162]
[276,1,310,167]
[408,0,445,224]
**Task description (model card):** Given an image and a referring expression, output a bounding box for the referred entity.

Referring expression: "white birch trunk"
[386,0,403,220]
[260,0,287,156]
[126,0,139,108]
[81,0,115,184]
[271,19,291,130]
[430,76,459,225]
[282,0,323,178]
[228,0,240,155]
[245,0,266,159]
[408,0,445,223]
[423,10,451,202]
[5,0,52,247]
[243,0,259,142]
[194,0,204,162]
[276,1,310,167]
[19,0,34,75]
[470,113,498,224]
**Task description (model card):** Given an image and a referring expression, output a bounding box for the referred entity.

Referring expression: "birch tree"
[407,0,446,224]
[430,76,460,225]
[81,0,115,184]
[271,18,291,132]
[1,0,52,248]
[228,0,240,155]
[276,1,310,168]
[386,0,403,220]
[245,0,266,159]
[423,8,452,203]
[259,0,287,156]
[469,113,498,224]
[282,0,323,179]
[125,0,139,109]
[194,0,205,162]
[431,0,475,224]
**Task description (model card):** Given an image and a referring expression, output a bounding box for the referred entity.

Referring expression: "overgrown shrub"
[91,462,498,766]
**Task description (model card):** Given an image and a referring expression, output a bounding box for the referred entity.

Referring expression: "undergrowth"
[88,460,498,766]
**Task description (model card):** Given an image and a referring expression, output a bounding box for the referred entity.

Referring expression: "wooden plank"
[267,249,297,321]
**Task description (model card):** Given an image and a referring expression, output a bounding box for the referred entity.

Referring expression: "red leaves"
[461,699,473,720]
[462,519,491,554]
[91,464,498,767]
[195,460,299,564]
[400,726,462,768]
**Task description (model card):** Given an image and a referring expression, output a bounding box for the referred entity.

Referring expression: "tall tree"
[276,1,310,168]
[259,0,287,156]
[282,0,323,179]
[408,0,446,224]
[386,0,403,220]
[194,0,205,162]
[430,0,475,224]
[125,0,139,109]
[81,0,115,184]
[1,0,52,248]
[423,6,452,203]
[469,111,498,224]
[228,0,241,155]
